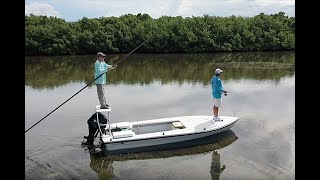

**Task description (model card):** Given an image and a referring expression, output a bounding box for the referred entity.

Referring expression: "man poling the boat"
[25,40,146,134]
[81,41,147,145]
[94,52,117,109]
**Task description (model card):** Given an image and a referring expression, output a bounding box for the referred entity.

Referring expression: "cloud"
[25,0,294,21]
[25,2,61,17]
[174,0,295,17]
[95,0,294,19]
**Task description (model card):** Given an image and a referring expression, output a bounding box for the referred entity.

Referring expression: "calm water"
[25,52,295,180]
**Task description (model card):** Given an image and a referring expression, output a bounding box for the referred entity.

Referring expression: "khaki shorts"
[213,98,222,107]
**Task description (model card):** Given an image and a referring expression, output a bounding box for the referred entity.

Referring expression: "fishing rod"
[25,41,146,133]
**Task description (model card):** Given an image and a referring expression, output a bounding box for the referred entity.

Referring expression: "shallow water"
[25,52,295,180]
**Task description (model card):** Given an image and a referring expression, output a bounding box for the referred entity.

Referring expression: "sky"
[25,0,295,22]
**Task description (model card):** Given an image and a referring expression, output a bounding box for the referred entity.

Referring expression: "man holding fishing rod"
[211,68,227,122]
[95,52,117,109]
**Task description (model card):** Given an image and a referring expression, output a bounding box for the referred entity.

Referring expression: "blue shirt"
[211,76,224,98]
[94,60,111,84]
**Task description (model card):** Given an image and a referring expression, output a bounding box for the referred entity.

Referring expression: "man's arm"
[109,64,117,69]
[104,62,117,70]
[218,80,227,94]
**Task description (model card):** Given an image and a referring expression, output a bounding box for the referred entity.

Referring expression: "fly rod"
[25,41,146,133]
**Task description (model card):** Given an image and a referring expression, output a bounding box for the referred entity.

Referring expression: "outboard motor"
[82,112,109,145]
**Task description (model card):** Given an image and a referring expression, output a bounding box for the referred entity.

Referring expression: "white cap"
[215,68,223,74]
[97,52,106,57]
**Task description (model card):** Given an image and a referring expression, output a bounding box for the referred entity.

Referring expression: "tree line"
[25,12,295,56]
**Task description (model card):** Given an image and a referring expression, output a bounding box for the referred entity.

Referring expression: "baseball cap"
[97,52,106,57]
[215,68,223,74]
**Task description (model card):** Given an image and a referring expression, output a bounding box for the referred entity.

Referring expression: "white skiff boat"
[92,106,239,155]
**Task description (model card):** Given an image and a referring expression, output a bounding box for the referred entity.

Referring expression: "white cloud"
[25,0,294,21]
[97,0,295,18]
[254,0,295,7]
[174,0,295,17]
[25,2,61,17]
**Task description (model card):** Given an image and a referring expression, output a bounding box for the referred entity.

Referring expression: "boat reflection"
[87,130,238,180]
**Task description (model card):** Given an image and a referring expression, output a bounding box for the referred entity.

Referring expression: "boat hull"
[101,120,236,155]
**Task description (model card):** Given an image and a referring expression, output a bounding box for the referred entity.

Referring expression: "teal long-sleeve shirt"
[94,60,112,84]
[211,76,224,98]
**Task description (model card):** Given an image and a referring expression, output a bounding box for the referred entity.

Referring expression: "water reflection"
[25,52,294,89]
[89,151,114,180]
[25,52,294,179]
[87,130,238,180]
[210,151,225,180]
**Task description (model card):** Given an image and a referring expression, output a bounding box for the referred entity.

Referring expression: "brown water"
[25,52,295,180]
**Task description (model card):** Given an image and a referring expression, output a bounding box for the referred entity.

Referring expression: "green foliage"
[25,12,295,55]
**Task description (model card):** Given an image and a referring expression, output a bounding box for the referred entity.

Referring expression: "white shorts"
[213,98,222,107]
